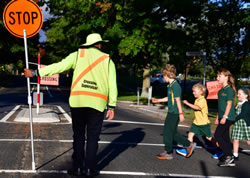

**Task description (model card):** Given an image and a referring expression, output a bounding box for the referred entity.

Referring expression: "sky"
[38,5,51,42]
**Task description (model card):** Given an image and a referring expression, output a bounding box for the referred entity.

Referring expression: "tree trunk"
[141,64,151,97]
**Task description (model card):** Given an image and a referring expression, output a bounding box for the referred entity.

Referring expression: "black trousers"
[214,119,234,156]
[71,107,104,170]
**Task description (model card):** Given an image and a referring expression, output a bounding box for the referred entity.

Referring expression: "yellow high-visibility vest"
[39,47,118,112]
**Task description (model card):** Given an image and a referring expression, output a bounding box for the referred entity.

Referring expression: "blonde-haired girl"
[214,68,236,167]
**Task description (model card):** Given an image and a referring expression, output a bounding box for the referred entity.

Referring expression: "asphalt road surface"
[0,78,249,178]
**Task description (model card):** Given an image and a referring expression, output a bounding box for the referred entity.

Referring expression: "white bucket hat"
[81,33,109,46]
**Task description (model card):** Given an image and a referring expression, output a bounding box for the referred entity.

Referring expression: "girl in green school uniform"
[231,88,250,162]
[214,68,236,167]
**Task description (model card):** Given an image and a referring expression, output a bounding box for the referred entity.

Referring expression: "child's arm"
[235,103,248,121]
[183,100,201,111]
[215,113,219,124]
[220,101,232,124]
[152,97,168,103]
[176,97,184,122]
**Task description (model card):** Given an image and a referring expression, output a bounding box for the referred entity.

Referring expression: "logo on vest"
[82,79,98,90]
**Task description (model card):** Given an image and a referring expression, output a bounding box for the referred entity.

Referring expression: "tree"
[38,0,249,94]
[0,0,41,67]
[191,0,250,79]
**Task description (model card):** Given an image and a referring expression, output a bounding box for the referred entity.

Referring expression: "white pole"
[36,53,40,114]
[137,87,140,105]
[148,86,152,106]
[23,29,36,170]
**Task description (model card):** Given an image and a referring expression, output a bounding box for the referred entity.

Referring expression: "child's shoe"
[233,156,239,161]
[186,142,197,158]
[212,150,224,159]
[217,156,235,167]
[156,151,173,160]
[176,148,187,157]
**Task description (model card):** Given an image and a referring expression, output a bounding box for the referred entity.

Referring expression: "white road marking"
[1,105,188,127]
[56,105,71,123]
[0,169,236,178]
[0,138,249,153]
[104,119,189,128]
[0,105,20,122]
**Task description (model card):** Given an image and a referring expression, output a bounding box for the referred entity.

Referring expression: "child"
[176,83,212,156]
[231,88,250,161]
[152,64,196,160]
[214,68,236,167]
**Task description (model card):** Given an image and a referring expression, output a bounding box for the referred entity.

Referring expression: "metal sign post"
[23,29,36,170]
[37,53,41,114]
[3,0,43,170]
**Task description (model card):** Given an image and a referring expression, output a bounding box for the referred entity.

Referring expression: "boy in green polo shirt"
[152,64,196,160]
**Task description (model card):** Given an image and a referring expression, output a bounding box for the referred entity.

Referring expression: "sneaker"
[156,151,173,160]
[176,148,187,157]
[233,156,239,161]
[212,150,224,160]
[186,142,197,158]
[218,156,235,167]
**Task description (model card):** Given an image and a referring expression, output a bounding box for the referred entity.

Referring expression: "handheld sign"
[206,81,223,99]
[40,65,59,86]
[3,0,43,170]
[3,0,43,38]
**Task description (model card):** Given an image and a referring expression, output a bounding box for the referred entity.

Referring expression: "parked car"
[238,77,250,82]
[151,72,165,85]
[151,72,182,86]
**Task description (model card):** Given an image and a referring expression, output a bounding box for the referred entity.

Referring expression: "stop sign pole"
[23,29,35,170]
[3,0,43,171]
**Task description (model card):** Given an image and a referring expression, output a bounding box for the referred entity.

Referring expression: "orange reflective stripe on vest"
[80,49,85,58]
[70,91,108,101]
[70,54,109,101]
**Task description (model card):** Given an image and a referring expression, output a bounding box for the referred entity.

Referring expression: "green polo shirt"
[167,80,181,114]
[218,85,236,121]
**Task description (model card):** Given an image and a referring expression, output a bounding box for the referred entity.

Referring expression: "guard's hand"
[106,109,114,120]
[215,118,219,125]
[23,69,33,78]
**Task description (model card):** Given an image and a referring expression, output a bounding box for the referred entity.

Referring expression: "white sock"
[233,153,238,157]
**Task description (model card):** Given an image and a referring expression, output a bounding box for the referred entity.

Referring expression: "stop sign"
[3,0,43,38]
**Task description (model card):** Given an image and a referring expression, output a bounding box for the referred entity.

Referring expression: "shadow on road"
[97,128,145,170]
[36,147,73,170]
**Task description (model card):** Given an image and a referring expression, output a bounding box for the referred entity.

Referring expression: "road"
[0,77,249,178]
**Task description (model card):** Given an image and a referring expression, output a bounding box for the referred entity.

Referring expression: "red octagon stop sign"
[3,0,43,38]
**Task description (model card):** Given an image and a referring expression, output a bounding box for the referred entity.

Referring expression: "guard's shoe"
[186,142,197,158]
[86,168,99,177]
[67,167,85,176]
[212,150,224,160]
[156,151,173,160]
[176,148,187,157]
[218,156,235,167]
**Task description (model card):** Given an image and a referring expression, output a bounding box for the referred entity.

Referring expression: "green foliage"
[1,0,248,83]
[0,0,41,67]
